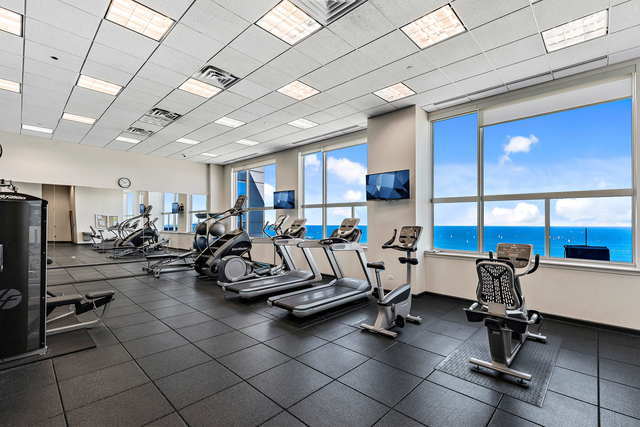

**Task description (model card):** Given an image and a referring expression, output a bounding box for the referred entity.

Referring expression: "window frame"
[189,194,208,232]
[300,142,368,241]
[431,94,635,265]
[232,162,277,238]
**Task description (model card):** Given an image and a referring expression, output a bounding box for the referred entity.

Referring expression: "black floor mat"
[437,328,561,407]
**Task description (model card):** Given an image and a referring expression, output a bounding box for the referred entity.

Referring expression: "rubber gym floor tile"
[339,359,422,407]
[439,305,471,324]
[548,366,598,404]
[402,329,463,356]
[122,330,189,359]
[599,330,640,349]
[424,318,480,340]
[296,341,368,379]
[290,381,388,427]
[427,370,502,407]
[240,320,295,341]
[396,380,494,427]
[195,330,259,358]
[111,319,171,342]
[149,303,197,320]
[66,383,173,427]
[555,348,598,376]
[103,311,156,329]
[137,344,211,380]
[128,292,172,304]
[374,410,424,426]
[0,383,63,426]
[145,412,188,427]
[488,409,540,426]
[155,360,242,409]
[180,382,281,427]
[161,311,212,329]
[103,304,143,319]
[220,312,270,329]
[59,360,149,410]
[600,409,640,427]
[88,325,120,347]
[600,341,640,367]
[264,332,327,357]
[498,391,598,427]
[53,344,132,381]
[600,358,640,388]
[34,414,67,427]
[600,379,640,419]
[198,304,252,320]
[139,298,183,311]
[559,335,598,355]
[176,319,233,342]
[333,330,396,357]
[305,319,358,341]
[249,359,332,408]
[217,343,291,379]
[374,342,444,378]
[262,411,306,427]
[0,359,56,398]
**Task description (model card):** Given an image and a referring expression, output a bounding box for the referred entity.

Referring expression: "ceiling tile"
[26,18,93,58]
[301,50,376,91]
[156,89,206,114]
[532,0,609,31]
[206,47,263,78]
[260,91,297,109]
[610,0,640,33]
[249,124,298,142]
[185,122,229,140]
[212,0,280,23]
[0,51,21,74]
[162,23,226,62]
[453,0,530,29]
[94,20,159,59]
[404,69,451,93]
[294,28,353,65]
[28,0,102,39]
[440,54,494,82]
[369,0,449,27]
[546,37,607,70]
[328,1,394,48]
[305,110,337,124]
[422,32,482,68]
[226,109,261,123]
[228,25,289,63]
[0,30,23,56]
[59,0,109,17]
[228,79,272,99]
[321,103,358,118]
[25,40,85,72]
[22,84,70,108]
[22,104,63,128]
[87,42,148,75]
[0,63,21,81]
[66,86,114,117]
[81,60,133,86]
[136,62,187,88]
[81,125,121,147]
[607,24,640,55]
[470,7,538,51]
[99,107,141,128]
[268,48,321,78]
[358,30,419,68]
[23,58,79,85]
[54,120,91,143]
[181,0,249,44]
[240,101,278,117]
[213,90,253,109]
[125,76,173,97]
[0,0,24,13]
[299,91,339,109]
[138,0,193,19]
[455,71,504,96]
[149,142,186,156]
[485,34,546,69]
[346,93,388,111]
[248,64,296,90]
[496,55,551,83]
[609,45,640,64]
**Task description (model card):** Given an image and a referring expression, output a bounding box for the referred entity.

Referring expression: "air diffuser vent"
[126,127,154,137]
[193,65,239,89]
[292,0,367,25]
[140,108,182,127]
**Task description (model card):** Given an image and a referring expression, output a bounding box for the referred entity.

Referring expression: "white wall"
[14,181,42,198]
[73,186,123,243]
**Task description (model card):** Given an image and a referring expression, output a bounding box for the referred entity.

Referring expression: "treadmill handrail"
[274,238,305,246]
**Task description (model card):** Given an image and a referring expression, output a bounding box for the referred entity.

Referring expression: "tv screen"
[139,204,145,214]
[274,190,295,209]
[171,202,180,213]
[366,170,410,200]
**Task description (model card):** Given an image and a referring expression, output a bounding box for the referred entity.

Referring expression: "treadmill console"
[495,243,532,269]
[397,226,422,250]
[328,218,361,242]
[285,218,307,239]
[274,215,288,229]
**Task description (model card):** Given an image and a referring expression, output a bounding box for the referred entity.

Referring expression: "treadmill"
[222,219,323,298]
[267,218,373,317]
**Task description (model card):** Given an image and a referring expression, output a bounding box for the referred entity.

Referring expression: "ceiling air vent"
[140,108,182,127]
[292,0,368,25]
[193,65,239,89]
[126,127,154,137]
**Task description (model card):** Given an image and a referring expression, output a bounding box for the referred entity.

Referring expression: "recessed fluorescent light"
[177,137,200,145]
[374,82,416,102]
[62,112,95,125]
[105,0,174,41]
[0,7,22,36]
[257,0,321,45]
[214,116,245,128]
[235,139,259,146]
[179,78,221,98]
[288,118,318,129]
[542,10,608,53]
[0,78,20,93]
[116,136,140,144]
[277,80,319,100]
[22,124,53,134]
[401,5,466,49]
[77,75,122,96]
[202,152,218,157]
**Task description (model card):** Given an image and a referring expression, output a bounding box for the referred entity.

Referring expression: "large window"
[433,97,633,263]
[162,192,179,231]
[302,144,368,243]
[190,194,208,232]
[234,164,276,237]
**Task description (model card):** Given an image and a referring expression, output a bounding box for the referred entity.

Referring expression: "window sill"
[424,250,640,275]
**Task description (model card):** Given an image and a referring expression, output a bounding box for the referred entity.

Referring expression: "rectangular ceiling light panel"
[140,108,182,127]
[193,66,239,89]
[202,152,218,157]
[257,0,321,45]
[179,78,221,98]
[116,136,140,143]
[0,78,20,93]
[177,137,199,145]
[106,0,174,41]
[401,5,466,49]
[62,113,96,124]
[278,80,319,100]
[22,124,53,134]
[374,82,415,102]
[235,139,259,146]
[77,75,122,96]
[292,0,367,26]
[0,7,22,36]
[288,118,317,129]
[214,116,245,128]
[542,10,608,52]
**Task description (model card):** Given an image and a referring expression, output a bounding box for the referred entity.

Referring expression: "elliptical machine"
[361,226,423,338]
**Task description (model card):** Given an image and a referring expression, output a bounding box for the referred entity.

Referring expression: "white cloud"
[554,197,631,226]
[304,153,321,172]
[500,134,539,164]
[344,190,363,202]
[485,202,543,226]
[263,183,274,205]
[326,156,367,185]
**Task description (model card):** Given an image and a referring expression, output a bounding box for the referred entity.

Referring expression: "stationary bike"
[361,226,423,338]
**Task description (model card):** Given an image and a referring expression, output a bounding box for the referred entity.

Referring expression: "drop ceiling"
[0,0,638,164]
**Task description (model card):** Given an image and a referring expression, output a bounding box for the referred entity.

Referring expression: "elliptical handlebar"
[519,254,540,277]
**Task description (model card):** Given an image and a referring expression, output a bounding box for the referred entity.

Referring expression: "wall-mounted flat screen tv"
[274,190,295,209]
[139,204,145,214]
[171,202,180,214]
[366,169,410,200]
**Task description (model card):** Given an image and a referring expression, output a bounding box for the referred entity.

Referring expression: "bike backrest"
[476,259,523,310]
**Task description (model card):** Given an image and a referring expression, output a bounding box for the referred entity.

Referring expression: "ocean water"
[434,226,632,263]
[305,225,368,243]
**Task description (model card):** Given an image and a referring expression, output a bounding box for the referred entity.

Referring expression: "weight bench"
[46,290,115,336]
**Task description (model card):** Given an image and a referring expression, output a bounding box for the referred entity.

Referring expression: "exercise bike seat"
[367,261,385,270]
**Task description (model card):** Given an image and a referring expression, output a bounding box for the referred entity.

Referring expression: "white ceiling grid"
[0,0,638,164]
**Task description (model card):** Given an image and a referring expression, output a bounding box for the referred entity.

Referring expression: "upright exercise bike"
[361,226,423,338]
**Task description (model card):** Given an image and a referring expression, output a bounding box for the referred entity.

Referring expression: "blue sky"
[434,99,633,227]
